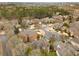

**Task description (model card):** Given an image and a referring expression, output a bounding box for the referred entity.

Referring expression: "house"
[0,34,9,56]
[18,29,39,43]
[69,21,79,39]
[0,40,3,56]
[69,38,79,49]
[54,41,76,56]
[31,39,49,52]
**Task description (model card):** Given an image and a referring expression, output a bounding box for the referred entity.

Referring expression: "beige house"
[19,30,39,43]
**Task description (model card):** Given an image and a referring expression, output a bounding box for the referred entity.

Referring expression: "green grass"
[0,5,70,19]
[41,49,57,56]
[48,51,57,56]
